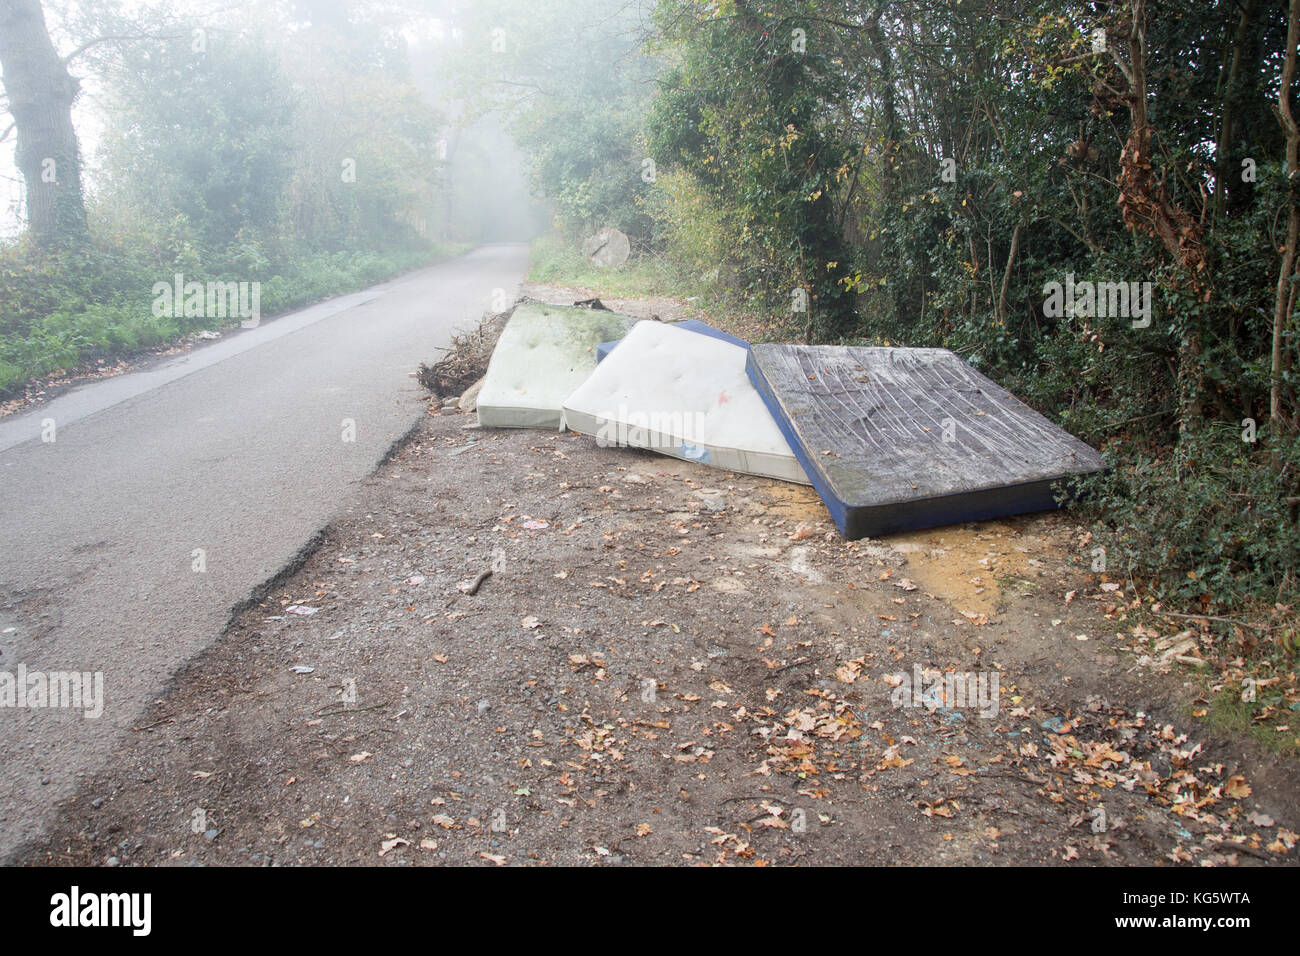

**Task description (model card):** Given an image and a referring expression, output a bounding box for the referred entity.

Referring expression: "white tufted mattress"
[562,321,810,484]
[477,303,638,429]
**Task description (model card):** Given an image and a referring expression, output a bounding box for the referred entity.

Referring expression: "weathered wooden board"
[746,345,1105,538]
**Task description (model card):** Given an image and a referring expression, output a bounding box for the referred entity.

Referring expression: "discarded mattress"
[596,319,748,363]
[564,321,809,484]
[477,302,637,429]
[746,345,1105,539]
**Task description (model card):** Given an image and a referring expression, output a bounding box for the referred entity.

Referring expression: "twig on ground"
[1154,609,1278,631]
[131,715,174,732]
[465,569,492,596]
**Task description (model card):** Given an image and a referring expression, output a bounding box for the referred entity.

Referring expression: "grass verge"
[0,241,472,398]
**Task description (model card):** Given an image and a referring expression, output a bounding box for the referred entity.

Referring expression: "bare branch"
[61,30,189,67]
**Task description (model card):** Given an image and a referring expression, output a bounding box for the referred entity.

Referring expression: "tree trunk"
[1116,0,1207,278]
[866,2,899,186]
[997,223,1022,324]
[1271,0,1299,426]
[1212,0,1256,223]
[0,0,89,247]
[1114,0,1209,431]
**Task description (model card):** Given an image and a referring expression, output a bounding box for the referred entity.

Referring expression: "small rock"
[203,828,219,842]
[584,226,631,268]
[105,857,119,867]
[477,700,492,714]
[458,377,485,412]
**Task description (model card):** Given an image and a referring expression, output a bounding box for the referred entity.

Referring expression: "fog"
[0,0,653,245]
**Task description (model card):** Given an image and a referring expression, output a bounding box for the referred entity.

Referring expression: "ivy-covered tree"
[0,0,90,247]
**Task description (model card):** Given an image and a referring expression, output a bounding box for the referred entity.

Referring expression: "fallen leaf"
[1224,775,1252,799]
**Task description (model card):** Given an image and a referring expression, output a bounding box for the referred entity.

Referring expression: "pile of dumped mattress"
[475,300,1105,539]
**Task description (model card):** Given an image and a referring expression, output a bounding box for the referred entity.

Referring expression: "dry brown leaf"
[1224,775,1252,799]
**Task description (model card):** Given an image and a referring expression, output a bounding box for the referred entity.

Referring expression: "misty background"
[1,1,558,242]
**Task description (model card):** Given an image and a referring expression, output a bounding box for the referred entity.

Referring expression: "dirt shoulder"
[21,289,1299,868]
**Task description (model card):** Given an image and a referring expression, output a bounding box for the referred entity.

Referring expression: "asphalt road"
[0,243,530,861]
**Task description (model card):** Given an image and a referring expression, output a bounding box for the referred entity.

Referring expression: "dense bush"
[638,0,1300,624]
[1078,428,1300,611]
